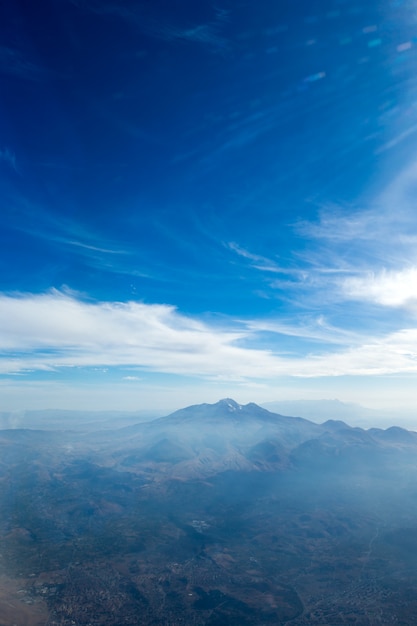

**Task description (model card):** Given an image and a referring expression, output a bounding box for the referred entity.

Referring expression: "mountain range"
[2,399,417,625]
[105,398,417,479]
[261,399,417,429]
[3,397,416,432]
[2,398,416,478]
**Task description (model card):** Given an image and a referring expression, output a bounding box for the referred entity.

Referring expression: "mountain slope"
[99,399,417,479]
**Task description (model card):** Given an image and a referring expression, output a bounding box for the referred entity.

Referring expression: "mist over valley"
[1,400,417,625]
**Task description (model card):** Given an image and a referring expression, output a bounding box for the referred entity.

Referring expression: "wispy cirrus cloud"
[227,241,281,271]
[245,316,363,347]
[65,1,229,52]
[156,22,228,50]
[173,105,287,170]
[290,156,417,312]
[227,241,298,275]
[0,46,48,81]
[0,148,18,173]
[375,122,417,154]
[300,159,417,249]
[5,191,130,263]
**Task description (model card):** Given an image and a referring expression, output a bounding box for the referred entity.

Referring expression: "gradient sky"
[2,0,417,415]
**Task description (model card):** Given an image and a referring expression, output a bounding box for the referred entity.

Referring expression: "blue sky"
[2,0,417,415]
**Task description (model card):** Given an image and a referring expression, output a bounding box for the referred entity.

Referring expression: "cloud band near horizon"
[1,289,417,381]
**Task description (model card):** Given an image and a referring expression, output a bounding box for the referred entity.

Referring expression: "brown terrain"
[1,400,417,625]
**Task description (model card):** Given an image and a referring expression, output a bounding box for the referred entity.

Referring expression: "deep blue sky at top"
[2,0,411,315]
[3,0,417,413]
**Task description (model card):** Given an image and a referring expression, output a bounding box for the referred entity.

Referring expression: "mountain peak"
[217,398,242,412]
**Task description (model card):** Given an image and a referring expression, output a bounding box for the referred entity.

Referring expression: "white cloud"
[1,290,417,382]
[0,290,278,378]
[296,206,380,243]
[343,267,417,308]
[289,156,417,314]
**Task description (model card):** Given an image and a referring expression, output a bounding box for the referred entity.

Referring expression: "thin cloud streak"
[0,46,47,81]
[0,148,18,173]
[245,316,365,346]
[227,242,297,275]
[297,160,417,256]
[66,1,229,51]
[375,122,417,154]
[6,192,130,261]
